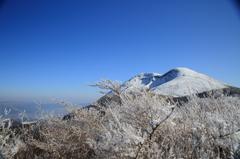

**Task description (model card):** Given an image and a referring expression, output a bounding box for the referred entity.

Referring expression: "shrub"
[0,79,239,158]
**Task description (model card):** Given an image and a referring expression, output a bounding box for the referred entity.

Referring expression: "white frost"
[121,68,228,97]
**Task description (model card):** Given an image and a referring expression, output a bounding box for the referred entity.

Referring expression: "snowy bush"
[0,109,25,159]
[0,79,239,158]
[84,79,240,158]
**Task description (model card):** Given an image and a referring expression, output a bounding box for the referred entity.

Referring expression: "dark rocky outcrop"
[168,86,240,106]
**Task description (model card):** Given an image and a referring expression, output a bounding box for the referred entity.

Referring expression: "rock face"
[122,68,229,97]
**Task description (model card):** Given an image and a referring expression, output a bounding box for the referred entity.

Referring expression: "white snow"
[122,68,228,97]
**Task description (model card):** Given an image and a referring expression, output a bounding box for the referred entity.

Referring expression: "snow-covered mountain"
[121,68,229,97]
[63,68,239,120]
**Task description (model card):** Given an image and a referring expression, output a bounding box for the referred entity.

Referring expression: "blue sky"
[0,0,240,103]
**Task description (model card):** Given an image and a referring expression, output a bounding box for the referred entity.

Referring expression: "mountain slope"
[122,68,229,97]
[63,68,240,120]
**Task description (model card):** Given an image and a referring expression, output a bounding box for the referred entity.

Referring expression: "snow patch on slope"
[123,68,228,97]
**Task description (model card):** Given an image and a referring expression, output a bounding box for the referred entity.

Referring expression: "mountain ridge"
[121,68,229,97]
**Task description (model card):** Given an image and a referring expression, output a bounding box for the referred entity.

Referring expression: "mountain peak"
[123,68,228,97]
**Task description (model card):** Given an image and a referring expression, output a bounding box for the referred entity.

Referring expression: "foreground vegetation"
[1,79,240,158]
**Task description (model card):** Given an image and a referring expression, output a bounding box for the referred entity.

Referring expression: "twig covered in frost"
[151,106,175,127]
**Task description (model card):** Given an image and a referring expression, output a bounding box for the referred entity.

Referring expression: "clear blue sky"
[0,0,240,103]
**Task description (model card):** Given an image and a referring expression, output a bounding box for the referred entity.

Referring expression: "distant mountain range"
[0,102,91,121]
